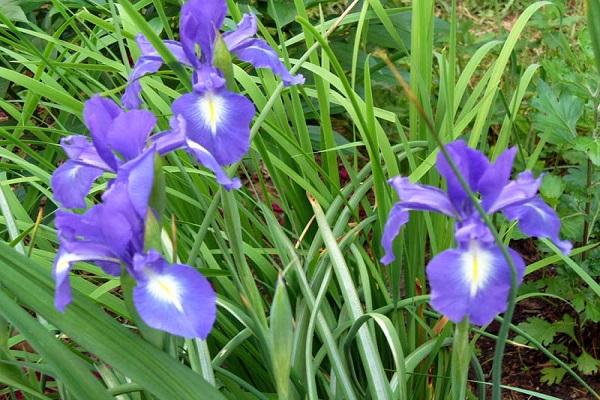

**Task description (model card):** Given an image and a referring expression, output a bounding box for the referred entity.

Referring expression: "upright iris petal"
[132,250,217,338]
[381,139,571,326]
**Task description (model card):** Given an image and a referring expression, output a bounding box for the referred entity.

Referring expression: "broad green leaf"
[0,0,26,22]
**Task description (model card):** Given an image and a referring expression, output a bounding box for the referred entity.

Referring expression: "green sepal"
[144,210,163,253]
[213,33,235,90]
[149,154,166,218]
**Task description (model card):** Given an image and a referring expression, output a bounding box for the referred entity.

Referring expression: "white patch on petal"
[56,253,77,275]
[196,92,226,136]
[68,165,81,178]
[460,241,494,297]
[147,274,184,312]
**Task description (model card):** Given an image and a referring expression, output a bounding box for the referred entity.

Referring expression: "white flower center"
[197,92,226,136]
[460,241,494,297]
[147,274,184,312]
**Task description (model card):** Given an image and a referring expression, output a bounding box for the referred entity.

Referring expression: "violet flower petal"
[172,88,254,165]
[426,243,525,326]
[223,13,258,52]
[51,161,103,209]
[106,109,156,160]
[180,0,226,65]
[233,38,305,86]
[478,147,517,211]
[185,138,241,190]
[53,243,120,311]
[122,57,163,110]
[435,140,489,215]
[486,171,541,213]
[60,135,111,170]
[132,251,217,338]
[502,197,572,254]
[381,177,457,265]
[380,203,409,265]
[83,96,121,170]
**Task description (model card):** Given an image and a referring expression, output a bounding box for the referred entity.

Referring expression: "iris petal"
[486,171,541,213]
[479,147,517,211]
[54,243,120,311]
[60,135,111,170]
[381,177,457,265]
[232,38,305,86]
[172,88,254,165]
[51,161,103,209]
[426,243,525,326]
[185,139,241,190]
[502,197,572,254]
[83,96,121,170]
[180,0,226,65]
[132,251,217,338]
[106,109,155,160]
[435,140,489,215]
[122,57,163,110]
[223,14,258,52]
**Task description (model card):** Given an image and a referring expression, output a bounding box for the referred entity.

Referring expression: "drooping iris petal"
[180,0,227,65]
[381,177,457,265]
[502,197,572,254]
[135,34,191,65]
[426,242,525,326]
[223,14,258,52]
[152,115,187,155]
[51,161,103,209]
[380,204,409,265]
[83,96,121,170]
[435,140,489,215]
[60,135,111,170]
[478,147,517,211]
[124,35,194,109]
[122,57,163,110]
[132,251,217,338]
[486,171,541,213]
[172,88,255,165]
[232,38,305,86]
[389,177,457,217]
[53,243,120,311]
[185,138,241,190]
[106,110,155,160]
[56,206,134,264]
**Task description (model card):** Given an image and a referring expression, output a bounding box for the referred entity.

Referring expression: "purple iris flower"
[51,96,216,338]
[122,0,304,110]
[381,140,571,326]
[121,0,303,190]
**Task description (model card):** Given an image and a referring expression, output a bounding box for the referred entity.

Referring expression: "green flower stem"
[451,319,471,400]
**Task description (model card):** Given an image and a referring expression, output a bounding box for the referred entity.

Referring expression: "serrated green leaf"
[574,136,600,166]
[532,81,583,145]
[576,352,600,375]
[516,317,558,346]
[540,366,566,385]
